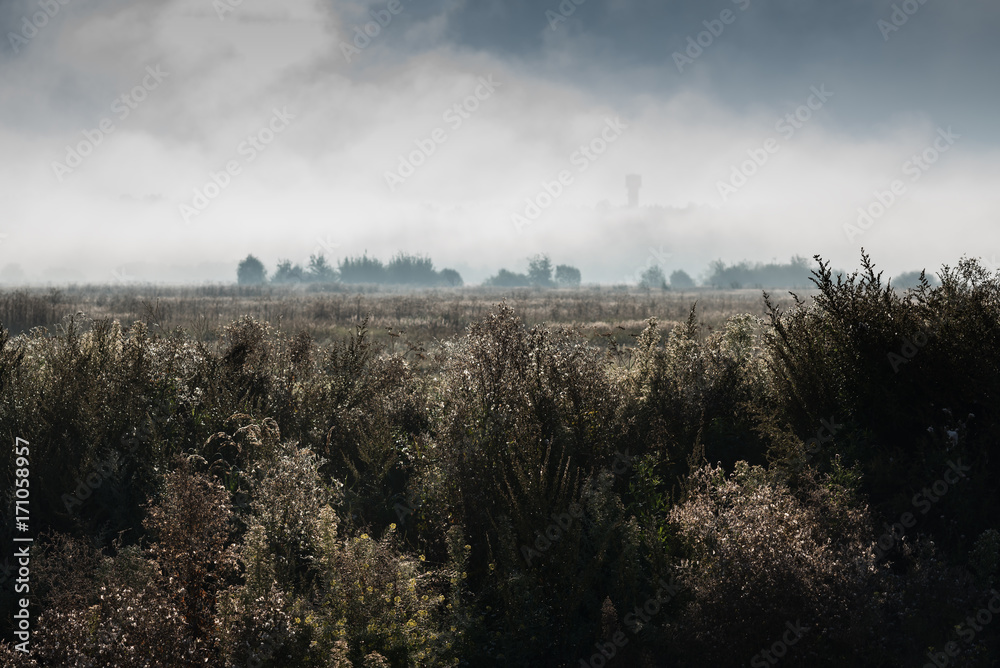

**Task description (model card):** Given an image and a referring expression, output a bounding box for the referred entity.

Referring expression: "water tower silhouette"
[626,174,642,208]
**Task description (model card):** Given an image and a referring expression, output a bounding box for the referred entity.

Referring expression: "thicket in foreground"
[2,253,1000,666]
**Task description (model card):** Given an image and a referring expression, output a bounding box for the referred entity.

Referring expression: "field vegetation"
[0,282,792,347]
[1,253,998,666]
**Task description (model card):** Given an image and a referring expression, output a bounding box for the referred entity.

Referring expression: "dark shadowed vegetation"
[1,253,999,666]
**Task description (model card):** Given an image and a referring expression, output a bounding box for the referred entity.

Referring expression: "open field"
[0,284,813,346]
[3,260,1000,666]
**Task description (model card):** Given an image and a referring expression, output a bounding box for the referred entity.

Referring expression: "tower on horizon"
[626,174,642,208]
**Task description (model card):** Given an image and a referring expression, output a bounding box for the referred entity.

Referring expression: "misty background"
[1,0,997,285]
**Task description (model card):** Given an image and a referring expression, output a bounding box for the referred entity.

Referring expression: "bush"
[639,266,667,290]
[415,303,660,663]
[439,268,464,287]
[624,311,772,476]
[307,254,338,283]
[667,462,887,666]
[219,442,460,666]
[339,254,387,284]
[527,255,554,288]
[6,460,237,666]
[237,255,267,285]
[386,253,438,286]
[669,269,696,290]
[272,260,305,284]
[761,253,1000,563]
[5,259,1000,665]
[482,268,531,287]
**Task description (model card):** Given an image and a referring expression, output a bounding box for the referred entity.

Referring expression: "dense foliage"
[2,253,999,666]
[265,253,464,287]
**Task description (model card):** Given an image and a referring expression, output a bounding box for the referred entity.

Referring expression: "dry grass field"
[0,284,812,346]
[4,261,1000,666]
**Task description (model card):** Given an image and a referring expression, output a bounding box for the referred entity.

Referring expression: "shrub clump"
[667,462,887,666]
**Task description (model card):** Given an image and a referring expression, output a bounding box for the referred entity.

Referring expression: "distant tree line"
[237,253,464,287]
[892,269,942,289]
[703,256,938,290]
[238,252,939,291]
[483,255,582,288]
[704,256,815,289]
[638,267,697,291]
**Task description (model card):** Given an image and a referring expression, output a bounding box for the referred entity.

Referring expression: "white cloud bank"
[0,0,997,284]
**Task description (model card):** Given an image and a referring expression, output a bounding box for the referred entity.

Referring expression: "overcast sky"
[1,0,998,284]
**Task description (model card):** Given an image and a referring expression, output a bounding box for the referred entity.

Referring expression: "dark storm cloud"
[7,0,997,140]
[0,0,167,135]
[332,0,1000,141]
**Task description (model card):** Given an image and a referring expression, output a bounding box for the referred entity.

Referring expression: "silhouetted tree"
[387,253,438,285]
[307,254,337,283]
[639,266,668,290]
[439,268,464,287]
[527,254,554,287]
[555,265,581,287]
[272,259,304,284]
[338,254,386,284]
[669,269,696,290]
[705,256,813,288]
[237,255,267,285]
[483,269,531,287]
